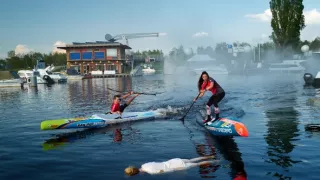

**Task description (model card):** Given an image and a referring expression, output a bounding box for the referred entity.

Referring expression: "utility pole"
[258,43,261,62]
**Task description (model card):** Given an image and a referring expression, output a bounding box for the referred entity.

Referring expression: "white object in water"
[0,79,23,87]
[269,60,306,73]
[18,70,47,84]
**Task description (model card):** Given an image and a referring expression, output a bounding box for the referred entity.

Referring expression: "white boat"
[269,60,306,73]
[186,54,229,75]
[193,65,229,75]
[142,64,156,74]
[0,79,24,87]
[17,70,48,84]
[37,66,68,83]
[0,71,24,88]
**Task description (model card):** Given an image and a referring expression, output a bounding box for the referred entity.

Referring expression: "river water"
[0,73,320,180]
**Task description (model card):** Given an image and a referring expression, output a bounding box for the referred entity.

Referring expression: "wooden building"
[57,42,132,75]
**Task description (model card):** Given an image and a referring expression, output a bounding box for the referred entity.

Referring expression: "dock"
[86,73,132,79]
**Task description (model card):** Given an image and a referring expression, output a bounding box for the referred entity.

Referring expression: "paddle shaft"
[107,87,157,96]
[180,92,201,120]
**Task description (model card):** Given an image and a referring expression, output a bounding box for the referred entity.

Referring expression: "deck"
[89,73,131,78]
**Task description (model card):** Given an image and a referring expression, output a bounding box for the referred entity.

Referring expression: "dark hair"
[198,71,210,91]
[113,95,121,100]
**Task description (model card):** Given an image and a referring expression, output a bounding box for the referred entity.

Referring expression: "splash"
[155,105,187,117]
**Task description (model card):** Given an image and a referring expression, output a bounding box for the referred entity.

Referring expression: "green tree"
[269,0,305,54]
[7,50,15,58]
[310,37,320,51]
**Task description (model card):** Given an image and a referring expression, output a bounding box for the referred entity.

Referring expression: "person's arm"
[205,81,214,91]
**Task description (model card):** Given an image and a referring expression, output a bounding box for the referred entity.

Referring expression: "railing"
[130,64,143,76]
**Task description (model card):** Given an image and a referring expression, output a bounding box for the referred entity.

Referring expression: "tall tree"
[269,0,305,53]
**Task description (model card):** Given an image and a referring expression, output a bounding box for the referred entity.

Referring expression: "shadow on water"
[263,83,302,180]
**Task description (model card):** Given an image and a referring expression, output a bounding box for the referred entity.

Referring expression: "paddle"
[106,87,158,96]
[179,92,201,121]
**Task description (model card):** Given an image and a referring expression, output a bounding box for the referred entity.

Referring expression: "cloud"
[15,44,33,55]
[304,9,320,25]
[245,8,320,25]
[53,41,66,54]
[193,32,209,38]
[245,9,272,22]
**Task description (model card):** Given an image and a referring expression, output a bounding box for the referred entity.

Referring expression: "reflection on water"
[182,112,247,179]
[2,74,320,180]
[42,123,140,151]
[264,83,302,179]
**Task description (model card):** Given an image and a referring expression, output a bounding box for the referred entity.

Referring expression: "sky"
[0,0,319,58]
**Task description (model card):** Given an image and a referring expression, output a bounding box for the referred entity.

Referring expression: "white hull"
[66,75,83,80]
[0,79,23,87]
[193,67,229,75]
[269,60,306,73]
[142,69,156,74]
[18,70,47,84]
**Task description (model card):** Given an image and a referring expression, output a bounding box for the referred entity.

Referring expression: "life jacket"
[201,77,223,95]
[111,103,120,112]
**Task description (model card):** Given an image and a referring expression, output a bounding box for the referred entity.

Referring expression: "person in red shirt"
[110,91,140,115]
[194,71,225,124]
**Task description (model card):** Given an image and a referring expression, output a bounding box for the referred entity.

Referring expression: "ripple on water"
[1,75,320,179]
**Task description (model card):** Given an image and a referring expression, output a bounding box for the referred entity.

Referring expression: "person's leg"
[125,94,140,106]
[197,160,220,166]
[204,95,215,123]
[212,91,225,120]
[185,160,220,169]
[188,156,215,162]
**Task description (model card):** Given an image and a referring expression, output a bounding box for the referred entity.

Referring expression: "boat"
[0,79,24,87]
[186,54,229,75]
[269,60,306,73]
[37,67,68,83]
[40,111,163,130]
[303,72,320,88]
[142,64,156,74]
[36,60,68,83]
[195,110,249,137]
[17,70,48,84]
[193,65,229,75]
[0,71,24,88]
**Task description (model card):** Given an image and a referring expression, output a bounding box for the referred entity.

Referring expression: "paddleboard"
[40,111,162,130]
[196,112,249,137]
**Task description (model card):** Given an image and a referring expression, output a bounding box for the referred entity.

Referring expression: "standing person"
[124,156,218,176]
[194,71,225,124]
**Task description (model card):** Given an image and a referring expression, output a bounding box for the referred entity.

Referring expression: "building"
[57,41,132,75]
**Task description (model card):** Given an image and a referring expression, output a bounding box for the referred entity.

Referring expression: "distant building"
[57,41,132,75]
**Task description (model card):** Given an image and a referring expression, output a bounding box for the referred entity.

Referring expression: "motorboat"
[269,60,306,73]
[142,64,156,74]
[193,65,229,75]
[36,65,68,83]
[303,72,320,88]
[17,70,48,84]
[0,71,24,88]
[186,54,229,75]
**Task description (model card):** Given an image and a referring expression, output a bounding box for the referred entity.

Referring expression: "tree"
[269,0,305,54]
[7,50,15,58]
[310,37,320,51]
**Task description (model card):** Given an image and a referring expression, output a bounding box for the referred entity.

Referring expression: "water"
[1,73,320,180]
